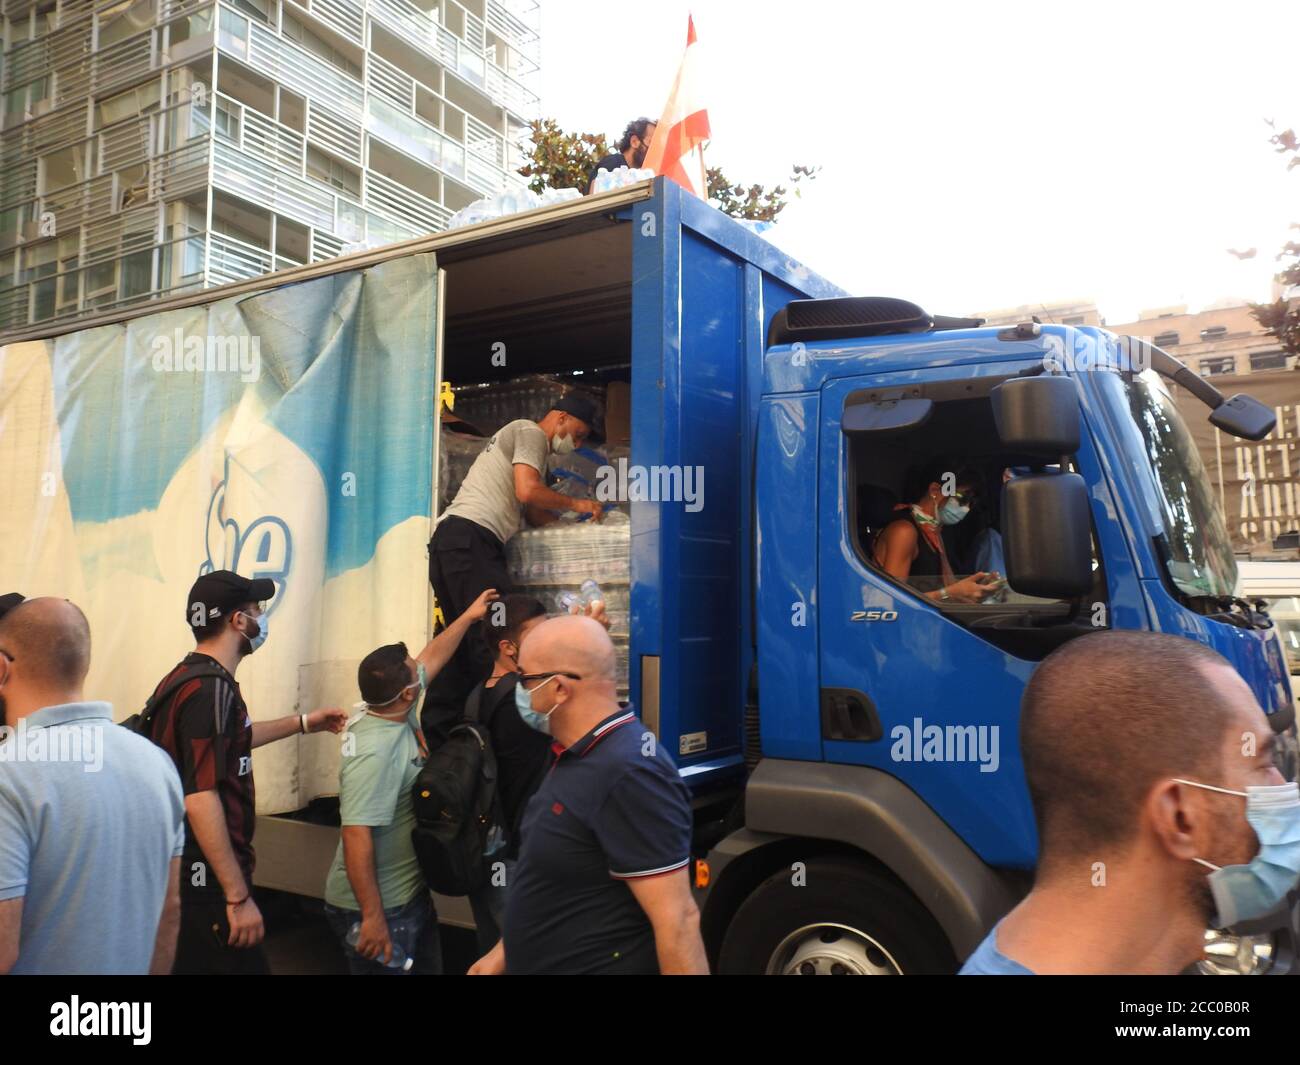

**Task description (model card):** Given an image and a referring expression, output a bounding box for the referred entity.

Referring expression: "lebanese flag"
[642,15,711,198]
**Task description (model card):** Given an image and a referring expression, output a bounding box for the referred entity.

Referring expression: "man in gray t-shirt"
[424,394,606,745]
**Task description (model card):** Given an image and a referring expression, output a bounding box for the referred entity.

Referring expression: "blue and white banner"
[0,253,438,812]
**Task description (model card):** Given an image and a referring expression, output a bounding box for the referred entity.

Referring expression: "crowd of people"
[1,392,1295,977]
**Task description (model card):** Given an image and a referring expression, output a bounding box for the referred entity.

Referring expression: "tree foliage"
[1251,123,1300,355]
[518,118,818,221]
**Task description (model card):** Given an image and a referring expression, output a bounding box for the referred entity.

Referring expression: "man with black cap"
[424,395,605,746]
[146,570,348,974]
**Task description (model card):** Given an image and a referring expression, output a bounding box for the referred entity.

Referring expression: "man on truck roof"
[587,117,657,193]
[424,395,606,749]
[961,630,1298,976]
[147,570,348,975]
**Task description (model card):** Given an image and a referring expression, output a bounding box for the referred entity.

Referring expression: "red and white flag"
[643,15,711,198]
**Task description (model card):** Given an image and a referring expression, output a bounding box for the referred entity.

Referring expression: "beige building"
[1106,300,1292,377]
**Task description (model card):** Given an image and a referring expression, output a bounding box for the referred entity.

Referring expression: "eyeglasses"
[519,671,582,686]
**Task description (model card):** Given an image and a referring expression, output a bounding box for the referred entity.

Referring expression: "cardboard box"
[604,380,630,446]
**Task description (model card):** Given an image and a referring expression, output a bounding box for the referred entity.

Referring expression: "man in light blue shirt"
[0,598,185,975]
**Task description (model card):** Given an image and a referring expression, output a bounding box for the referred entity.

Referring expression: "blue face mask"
[240,613,267,653]
[938,498,970,526]
[515,675,559,735]
[1176,778,1300,927]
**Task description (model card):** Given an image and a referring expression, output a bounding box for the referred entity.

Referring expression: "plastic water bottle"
[484,822,506,857]
[346,922,415,971]
[556,590,582,613]
[580,579,604,609]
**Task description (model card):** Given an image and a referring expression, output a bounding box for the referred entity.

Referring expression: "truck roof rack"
[766,296,985,347]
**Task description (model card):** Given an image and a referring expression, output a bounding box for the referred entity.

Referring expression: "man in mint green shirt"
[324,589,496,974]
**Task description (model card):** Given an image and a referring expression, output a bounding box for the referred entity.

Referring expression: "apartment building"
[0,0,538,331]
[1106,300,1293,378]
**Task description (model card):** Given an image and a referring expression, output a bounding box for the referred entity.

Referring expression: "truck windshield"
[1119,370,1238,599]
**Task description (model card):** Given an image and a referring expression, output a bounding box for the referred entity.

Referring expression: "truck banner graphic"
[0,253,439,813]
[1174,373,1300,556]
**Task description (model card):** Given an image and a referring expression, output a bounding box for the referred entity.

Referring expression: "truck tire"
[717,857,956,974]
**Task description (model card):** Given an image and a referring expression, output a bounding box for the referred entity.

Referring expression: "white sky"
[534,0,1298,323]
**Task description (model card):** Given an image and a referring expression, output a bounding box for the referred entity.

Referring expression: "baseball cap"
[0,593,24,623]
[552,393,605,446]
[187,570,276,629]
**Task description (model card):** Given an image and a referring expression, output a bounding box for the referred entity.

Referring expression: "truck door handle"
[820,688,883,742]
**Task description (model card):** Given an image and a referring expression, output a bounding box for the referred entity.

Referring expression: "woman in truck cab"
[873,463,1002,604]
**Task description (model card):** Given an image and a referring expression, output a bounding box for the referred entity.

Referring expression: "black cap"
[187,570,276,629]
[552,393,605,446]
[0,593,24,623]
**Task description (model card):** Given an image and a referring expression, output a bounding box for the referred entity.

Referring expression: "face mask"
[515,675,559,735]
[239,613,267,654]
[1175,778,1300,927]
[551,432,575,456]
[938,498,970,526]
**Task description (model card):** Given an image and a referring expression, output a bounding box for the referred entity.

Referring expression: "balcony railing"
[363,167,450,235]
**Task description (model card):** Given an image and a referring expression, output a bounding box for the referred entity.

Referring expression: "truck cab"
[699,298,1298,975]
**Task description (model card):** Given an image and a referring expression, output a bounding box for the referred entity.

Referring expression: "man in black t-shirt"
[587,117,657,193]
[147,571,348,974]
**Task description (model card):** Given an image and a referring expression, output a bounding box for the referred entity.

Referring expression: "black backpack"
[121,660,227,737]
[411,681,509,896]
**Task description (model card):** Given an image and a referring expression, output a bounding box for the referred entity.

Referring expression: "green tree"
[1251,123,1300,355]
[518,118,818,222]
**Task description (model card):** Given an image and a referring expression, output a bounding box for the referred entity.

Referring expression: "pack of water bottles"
[506,511,630,586]
[452,375,602,439]
[438,424,491,511]
[590,165,655,194]
[445,185,584,231]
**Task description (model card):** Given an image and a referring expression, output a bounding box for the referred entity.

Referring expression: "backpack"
[121,660,228,737]
[410,681,509,896]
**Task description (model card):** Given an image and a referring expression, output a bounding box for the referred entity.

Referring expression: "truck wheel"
[717,857,955,974]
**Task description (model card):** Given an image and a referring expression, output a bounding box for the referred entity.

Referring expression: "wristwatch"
[939,586,951,601]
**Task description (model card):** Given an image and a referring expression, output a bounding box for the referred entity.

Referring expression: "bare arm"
[149,857,181,975]
[524,502,561,527]
[416,587,497,679]
[513,464,603,521]
[874,520,992,603]
[252,708,348,748]
[625,868,709,975]
[185,791,246,899]
[875,520,919,581]
[0,896,21,973]
[341,825,394,963]
[185,790,264,946]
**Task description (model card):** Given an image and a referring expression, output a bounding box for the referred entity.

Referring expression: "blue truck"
[2,175,1292,974]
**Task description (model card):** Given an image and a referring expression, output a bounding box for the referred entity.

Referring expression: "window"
[1061,315,1085,325]
[306,146,360,196]
[1199,356,1235,376]
[844,376,1106,660]
[1250,350,1288,372]
[1154,331,1180,347]
[1200,325,1228,341]
[1104,370,1237,600]
[228,0,271,22]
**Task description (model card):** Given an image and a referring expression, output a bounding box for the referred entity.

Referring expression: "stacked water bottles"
[452,376,583,438]
[507,513,631,697]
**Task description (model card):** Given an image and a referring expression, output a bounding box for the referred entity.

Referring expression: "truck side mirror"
[1002,472,1093,599]
[991,376,1080,454]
